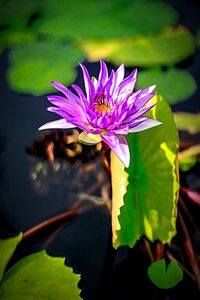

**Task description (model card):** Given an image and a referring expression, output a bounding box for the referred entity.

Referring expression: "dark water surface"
[0,1,200,299]
[0,52,112,299]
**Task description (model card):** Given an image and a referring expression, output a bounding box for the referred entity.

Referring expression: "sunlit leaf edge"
[0,233,23,281]
[111,95,179,249]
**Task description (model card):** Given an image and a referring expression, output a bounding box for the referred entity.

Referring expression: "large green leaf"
[0,233,22,281]
[0,250,81,300]
[137,68,197,104]
[39,0,178,39]
[148,259,183,289]
[111,95,179,248]
[7,41,84,95]
[82,28,195,66]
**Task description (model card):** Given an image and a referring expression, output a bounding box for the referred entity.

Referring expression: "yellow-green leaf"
[173,113,200,134]
[111,95,179,248]
[137,68,197,104]
[7,41,84,95]
[81,28,195,67]
[78,131,102,145]
[0,250,81,300]
[0,233,22,281]
[179,145,200,171]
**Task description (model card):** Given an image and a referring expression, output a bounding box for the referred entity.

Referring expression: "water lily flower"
[39,60,161,167]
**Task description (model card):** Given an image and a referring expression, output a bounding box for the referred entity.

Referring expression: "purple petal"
[104,70,114,96]
[71,84,89,108]
[38,118,76,131]
[47,107,88,128]
[128,117,147,128]
[47,106,71,119]
[128,118,162,132]
[47,95,83,111]
[47,98,87,122]
[118,68,137,95]
[134,92,156,109]
[98,60,108,86]
[80,64,95,100]
[115,63,125,85]
[111,63,124,96]
[51,81,80,102]
[138,85,156,97]
[126,103,156,121]
[110,126,129,135]
[101,133,130,167]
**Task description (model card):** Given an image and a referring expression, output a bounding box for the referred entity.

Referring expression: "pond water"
[0,1,200,299]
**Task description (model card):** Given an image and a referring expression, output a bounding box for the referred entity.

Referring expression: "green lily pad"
[173,113,200,134]
[39,0,178,39]
[0,233,22,280]
[148,259,183,289]
[0,250,81,299]
[0,0,42,27]
[81,28,195,66]
[179,145,200,172]
[111,95,179,248]
[7,41,84,95]
[107,27,195,67]
[137,68,197,104]
[0,28,35,54]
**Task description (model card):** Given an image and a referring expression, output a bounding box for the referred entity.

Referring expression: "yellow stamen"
[96,104,110,113]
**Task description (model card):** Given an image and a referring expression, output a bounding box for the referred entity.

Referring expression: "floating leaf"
[109,28,195,66]
[0,250,81,299]
[137,68,197,104]
[148,259,183,289]
[111,95,179,248]
[0,0,42,27]
[173,113,200,134]
[7,41,84,95]
[0,28,35,54]
[39,0,178,39]
[0,233,22,280]
[179,145,200,171]
[82,28,195,66]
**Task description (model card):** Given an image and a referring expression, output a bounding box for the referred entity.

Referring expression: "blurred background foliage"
[0,0,198,103]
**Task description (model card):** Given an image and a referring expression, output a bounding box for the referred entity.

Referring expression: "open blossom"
[39,60,161,167]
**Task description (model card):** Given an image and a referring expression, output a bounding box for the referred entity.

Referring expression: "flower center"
[95,96,111,113]
[96,103,111,113]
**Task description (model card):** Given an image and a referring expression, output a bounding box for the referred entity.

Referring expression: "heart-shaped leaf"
[148,259,183,289]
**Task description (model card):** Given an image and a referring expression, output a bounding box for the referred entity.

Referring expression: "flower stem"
[178,211,200,290]
[23,209,78,240]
